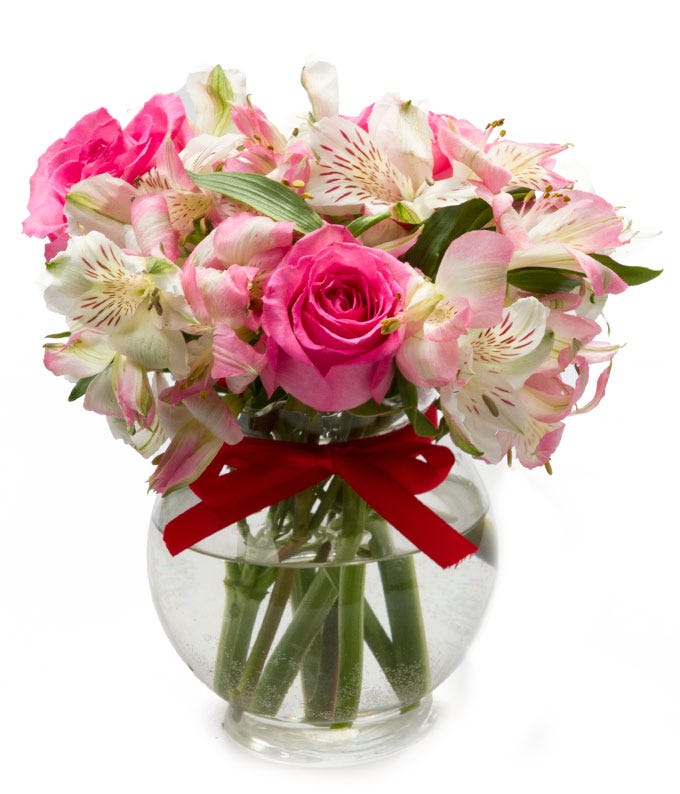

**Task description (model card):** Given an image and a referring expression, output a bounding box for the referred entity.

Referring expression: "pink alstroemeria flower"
[397,230,515,388]
[149,391,243,494]
[182,212,295,333]
[493,190,628,295]
[435,116,570,198]
[170,213,294,405]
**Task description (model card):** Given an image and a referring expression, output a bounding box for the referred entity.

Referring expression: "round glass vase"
[147,405,496,766]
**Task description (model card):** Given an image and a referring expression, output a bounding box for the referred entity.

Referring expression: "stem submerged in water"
[230,567,297,713]
[335,563,365,725]
[249,567,340,715]
[213,562,274,699]
[370,521,431,706]
[213,477,431,724]
[333,485,367,724]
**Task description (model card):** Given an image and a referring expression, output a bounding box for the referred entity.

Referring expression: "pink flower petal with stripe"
[435,230,514,328]
[436,122,512,194]
[148,419,226,494]
[131,194,179,260]
[43,330,114,378]
[112,355,155,429]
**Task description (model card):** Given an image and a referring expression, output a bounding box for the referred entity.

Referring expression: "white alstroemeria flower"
[45,231,192,376]
[440,297,554,462]
[305,94,474,222]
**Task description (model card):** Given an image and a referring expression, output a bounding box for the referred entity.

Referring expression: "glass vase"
[147,404,496,765]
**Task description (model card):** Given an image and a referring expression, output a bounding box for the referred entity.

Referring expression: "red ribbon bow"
[163,421,478,569]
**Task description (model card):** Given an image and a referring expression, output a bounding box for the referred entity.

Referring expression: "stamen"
[381,317,401,334]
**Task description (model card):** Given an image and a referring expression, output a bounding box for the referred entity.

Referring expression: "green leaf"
[346,211,391,237]
[590,253,662,286]
[188,171,323,235]
[408,409,437,437]
[396,373,437,437]
[396,373,418,410]
[507,267,583,294]
[403,198,494,278]
[68,375,96,402]
[508,186,535,202]
[434,414,449,442]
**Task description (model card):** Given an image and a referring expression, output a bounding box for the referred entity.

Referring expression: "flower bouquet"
[24,61,659,764]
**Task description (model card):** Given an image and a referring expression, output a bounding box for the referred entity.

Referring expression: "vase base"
[222,695,435,766]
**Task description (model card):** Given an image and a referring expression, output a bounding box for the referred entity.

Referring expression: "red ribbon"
[163,421,478,569]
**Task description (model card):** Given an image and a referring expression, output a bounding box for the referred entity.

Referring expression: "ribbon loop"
[163,423,479,569]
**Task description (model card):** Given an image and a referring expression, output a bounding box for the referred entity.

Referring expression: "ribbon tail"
[335,460,478,569]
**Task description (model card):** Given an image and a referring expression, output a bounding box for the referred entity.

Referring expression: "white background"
[2,2,678,792]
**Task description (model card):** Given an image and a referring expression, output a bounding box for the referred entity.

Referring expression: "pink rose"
[23,94,192,243]
[23,108,127,240]
[261,225,412,411]
[119,94,192,182]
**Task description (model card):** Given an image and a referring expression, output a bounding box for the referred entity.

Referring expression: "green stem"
[363,598,425,704]
[292,568,323,714]
[248,567,340,716]
[276,488,316,561]
[363,599,400,694]
[292,544,338,722]
[304,602,339,722]
[226,488,318,712]
[370,521,431,706]
[309,476,343,532]
[334,563,365,725]
[230,567,297,713]
[213,562,272,699]
[332,486,367,724]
